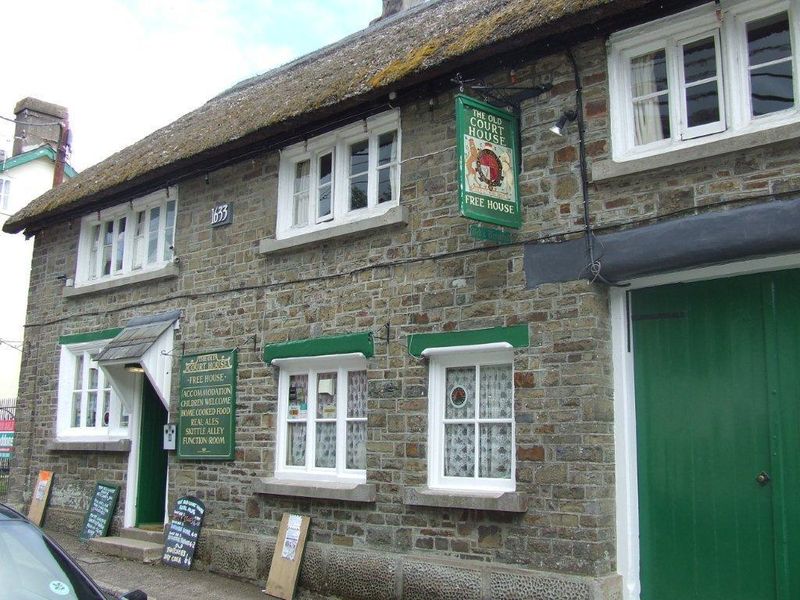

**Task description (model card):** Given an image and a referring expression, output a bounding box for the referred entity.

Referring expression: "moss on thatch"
[4,0,642,235]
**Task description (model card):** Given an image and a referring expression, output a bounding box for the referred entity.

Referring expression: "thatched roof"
[4,0,653,235]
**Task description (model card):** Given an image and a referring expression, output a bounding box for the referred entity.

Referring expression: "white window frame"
[273,353,367,483]
[0,177,10,211]
[276,110,401,240]
[426,346,515,493]
[75,187,177,286]
[56,340,130,442]
[608,0,800,161]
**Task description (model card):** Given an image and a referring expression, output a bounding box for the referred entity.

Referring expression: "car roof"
[0,502,30,522]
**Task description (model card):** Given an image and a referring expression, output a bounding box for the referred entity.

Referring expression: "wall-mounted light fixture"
[124,363,145,374]
[549,110,577,136]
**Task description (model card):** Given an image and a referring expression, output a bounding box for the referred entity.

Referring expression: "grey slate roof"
[95,310,180,363]
[3,0,650,235]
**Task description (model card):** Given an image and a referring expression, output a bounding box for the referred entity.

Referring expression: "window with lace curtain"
[427,348,515,492]
[274,354,367,483]
[608,0,799,161]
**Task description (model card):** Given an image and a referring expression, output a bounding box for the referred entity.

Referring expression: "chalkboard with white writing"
[79,482,120,541]
[162,496,205,570]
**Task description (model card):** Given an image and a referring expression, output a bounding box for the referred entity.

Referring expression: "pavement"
[47,529,337,600]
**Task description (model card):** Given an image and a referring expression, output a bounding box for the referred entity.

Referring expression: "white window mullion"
[80,352,90,430]
[473,365,480,479]
[664,42,682,142]
[122,215,135,272]
[276,370,288,468]
[367,133,378,210]
[336,367,347,473]
[333,141,345,221]
[155,201,166,264]
[724,13,749,128]
[307,370,318,472]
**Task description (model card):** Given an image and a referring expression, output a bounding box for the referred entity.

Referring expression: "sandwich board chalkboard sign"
[79,482,120,541]
[162,496,205,570]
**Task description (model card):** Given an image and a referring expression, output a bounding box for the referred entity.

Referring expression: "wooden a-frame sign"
[27,470,53,526]
[263,513,310,599]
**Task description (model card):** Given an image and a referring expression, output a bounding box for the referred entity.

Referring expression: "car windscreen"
[0,521,105,600]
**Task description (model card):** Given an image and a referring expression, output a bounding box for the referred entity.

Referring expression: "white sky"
[1,0,383,171]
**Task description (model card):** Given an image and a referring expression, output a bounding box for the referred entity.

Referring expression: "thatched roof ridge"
[5,0,644,234]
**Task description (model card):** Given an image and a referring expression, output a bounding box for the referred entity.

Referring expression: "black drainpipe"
[566,47,626,287]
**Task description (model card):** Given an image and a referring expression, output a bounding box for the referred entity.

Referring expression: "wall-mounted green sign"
[177,350,237,460]
[455,94,521,229]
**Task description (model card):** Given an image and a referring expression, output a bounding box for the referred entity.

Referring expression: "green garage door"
[632,270,800,600]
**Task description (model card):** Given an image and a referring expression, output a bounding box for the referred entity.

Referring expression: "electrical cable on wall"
[20,185,796,331]
[0,339,22,352]
[0,115,63,127]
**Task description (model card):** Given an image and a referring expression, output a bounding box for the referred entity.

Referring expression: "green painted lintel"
[407,325,529,358]
[263,331,374,364]
[59,328,123,346]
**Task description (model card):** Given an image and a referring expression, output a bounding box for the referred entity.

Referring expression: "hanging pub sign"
[177,350,237,460]
[455,94,521,229]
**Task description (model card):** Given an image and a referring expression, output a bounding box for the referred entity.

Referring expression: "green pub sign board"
[455,94,521,229]
[178,350,237,460]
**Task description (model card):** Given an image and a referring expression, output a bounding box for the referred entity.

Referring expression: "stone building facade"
[6,1,800,599]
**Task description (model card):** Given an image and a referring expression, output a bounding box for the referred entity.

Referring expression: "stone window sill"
[253,477,376,503]
[259,205,408,255]
[47,439,131,452]
[403,486,528,513]
[63,263,179,298]
[592,121,800,182]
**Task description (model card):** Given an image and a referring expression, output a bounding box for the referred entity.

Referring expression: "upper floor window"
[76,188,177,286]
[57,340,129,441]
[277,110,400,239]
[274,354,367,483]
[0,178,10,211]
[608,0,799,160]
[427,348,515,492]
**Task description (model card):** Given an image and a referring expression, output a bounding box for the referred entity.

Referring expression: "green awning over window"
[59,328,123,346]
[407,324,529,358]
[263,332,375,364]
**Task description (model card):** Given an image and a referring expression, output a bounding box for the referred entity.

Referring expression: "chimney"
[380,0,427,19]
[12,97,68,157]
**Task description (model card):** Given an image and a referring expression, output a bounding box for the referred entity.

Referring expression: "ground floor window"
[275,354,367,482]
[427,348,515,492]
[57,336,129,440]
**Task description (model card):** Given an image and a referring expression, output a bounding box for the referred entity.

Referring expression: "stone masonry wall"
[11,31,800,594]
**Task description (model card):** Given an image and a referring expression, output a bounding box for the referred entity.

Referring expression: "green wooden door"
[135,378,168,527]
[632,271,800,600]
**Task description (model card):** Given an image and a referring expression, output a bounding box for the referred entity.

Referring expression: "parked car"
[0,503,146,599]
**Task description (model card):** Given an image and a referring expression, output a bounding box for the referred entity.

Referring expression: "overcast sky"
[1,0,383,171]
